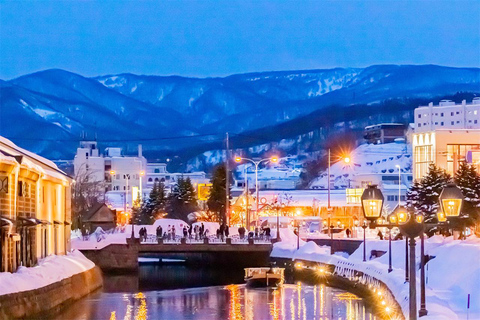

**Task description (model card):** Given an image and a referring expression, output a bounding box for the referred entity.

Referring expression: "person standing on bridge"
[183,226,188,239]
[156,225,163,241]
[225,225,229,239]
[200,223,205,239]
[188,225,192,239]
[172,225,176,241]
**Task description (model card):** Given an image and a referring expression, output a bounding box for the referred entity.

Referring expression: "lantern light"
[415,214,424,224]
[387,211,398,224]
[392,204,409,224]
[437,210,447,222]
[235,157,242,163]
[439,183,464,217]
[361,185,384,221]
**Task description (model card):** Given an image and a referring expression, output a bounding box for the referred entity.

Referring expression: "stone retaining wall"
[0,266,103,319]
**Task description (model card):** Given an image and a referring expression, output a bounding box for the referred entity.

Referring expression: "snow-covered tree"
[144,181,167,220]
[167,177,198,221]
[454,162,480,230]
[406,164,451,235]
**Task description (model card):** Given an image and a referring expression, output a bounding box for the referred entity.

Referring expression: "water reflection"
[54,284,378,320]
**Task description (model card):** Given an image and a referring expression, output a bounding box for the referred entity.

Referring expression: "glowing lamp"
[415,214,424,224]
[344,157,351,164]
[361,185,384,221]
[439,184,464,217]
[270,156,279,163]
[110,170,116,175]
[392,204,409,224]
[437,210,447,222]
[140,171,145,176]
[387,211,398,224]
[234,157,242,163]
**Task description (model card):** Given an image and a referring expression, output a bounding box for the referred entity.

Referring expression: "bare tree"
[71,164,107,232]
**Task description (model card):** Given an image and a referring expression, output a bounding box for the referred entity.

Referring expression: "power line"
[3,133,222,142]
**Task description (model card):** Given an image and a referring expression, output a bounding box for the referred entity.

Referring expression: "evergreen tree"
[406,164,451,235]
[167,177,197,221]
[207,164,229,223]
[144,181,167,220]
[454,162,480,230]
[131,191,154,225]
[406,180,422,213]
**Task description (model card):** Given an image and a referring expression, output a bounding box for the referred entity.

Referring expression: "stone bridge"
[80,238,273,272]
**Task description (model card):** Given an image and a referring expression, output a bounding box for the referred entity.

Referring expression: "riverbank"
[0,250,102,319]
[271,235,480,320]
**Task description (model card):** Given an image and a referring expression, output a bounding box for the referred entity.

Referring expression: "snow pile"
[0,250,95,296]
[272,235,480,319]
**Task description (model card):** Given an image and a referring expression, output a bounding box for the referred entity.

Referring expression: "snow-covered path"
[272,235,480,319]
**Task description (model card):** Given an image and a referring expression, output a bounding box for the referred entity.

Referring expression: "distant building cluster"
[73,141,207,212]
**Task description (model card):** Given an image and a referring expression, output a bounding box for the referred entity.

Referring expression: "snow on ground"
[272,235,480,319]
[72,218,290,250]
[310,141,411,189]
[0,250,95,296]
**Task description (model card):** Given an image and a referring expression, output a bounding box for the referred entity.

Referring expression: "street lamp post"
[360,183,464,320]
[110,170,144,240]
[360,185,385,262]
[326,150,351,236]
[235,156,278,230]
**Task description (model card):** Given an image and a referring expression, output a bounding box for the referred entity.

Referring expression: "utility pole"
[225,132,230,225]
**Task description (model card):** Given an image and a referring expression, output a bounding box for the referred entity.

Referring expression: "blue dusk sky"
[1,0,479,79]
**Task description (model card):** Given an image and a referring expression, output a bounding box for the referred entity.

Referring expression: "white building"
[73,141,146,211]
[412,99,480,180]
[144,162,208,196]
[414,98,480,132]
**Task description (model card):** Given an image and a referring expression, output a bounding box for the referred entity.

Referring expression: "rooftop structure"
[414,98,480,133]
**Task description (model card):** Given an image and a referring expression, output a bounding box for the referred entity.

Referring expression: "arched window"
[148,178,153,182]
[155,178,159,182]
[160,178,165,182]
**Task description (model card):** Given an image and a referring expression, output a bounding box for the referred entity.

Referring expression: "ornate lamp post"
[391,204,409,281]
[360,185,384,262]
[360,183,464,320]
[235,156,278,229]
[387,208,401,273]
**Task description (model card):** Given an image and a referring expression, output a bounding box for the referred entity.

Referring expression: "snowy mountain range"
[0,65,479,162]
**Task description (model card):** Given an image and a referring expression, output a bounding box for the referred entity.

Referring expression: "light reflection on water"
[54,284,378,320]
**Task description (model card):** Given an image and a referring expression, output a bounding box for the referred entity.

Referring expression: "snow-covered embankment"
[271,235,480,320]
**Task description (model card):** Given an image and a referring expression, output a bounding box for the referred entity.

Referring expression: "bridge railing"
[139,234,273,245]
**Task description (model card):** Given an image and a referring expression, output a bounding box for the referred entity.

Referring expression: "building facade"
[413,99,480,180]
[364,123,406,144]
[73,141,146,211]
[0,136,72,273]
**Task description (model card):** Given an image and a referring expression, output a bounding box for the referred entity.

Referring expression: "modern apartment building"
[413,99,480,180]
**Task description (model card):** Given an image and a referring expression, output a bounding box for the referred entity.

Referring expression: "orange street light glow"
[110,170,116,175]
[344,157,351,163]
[271,156,278,163]
[235,157,242,163]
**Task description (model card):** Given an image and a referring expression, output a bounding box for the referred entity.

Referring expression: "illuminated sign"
[197,183,213,201]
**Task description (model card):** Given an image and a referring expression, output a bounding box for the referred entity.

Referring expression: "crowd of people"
[132,222,275,243]
[153,223,212,241]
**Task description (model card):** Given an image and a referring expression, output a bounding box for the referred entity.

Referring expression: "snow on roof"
[310,142,412,189]
[0,136,69,181]
[258,189,354,207]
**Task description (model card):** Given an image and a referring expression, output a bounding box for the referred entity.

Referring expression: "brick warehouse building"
[0,136,72,272]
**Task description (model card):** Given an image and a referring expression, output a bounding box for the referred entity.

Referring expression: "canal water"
[53,263,381,320]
